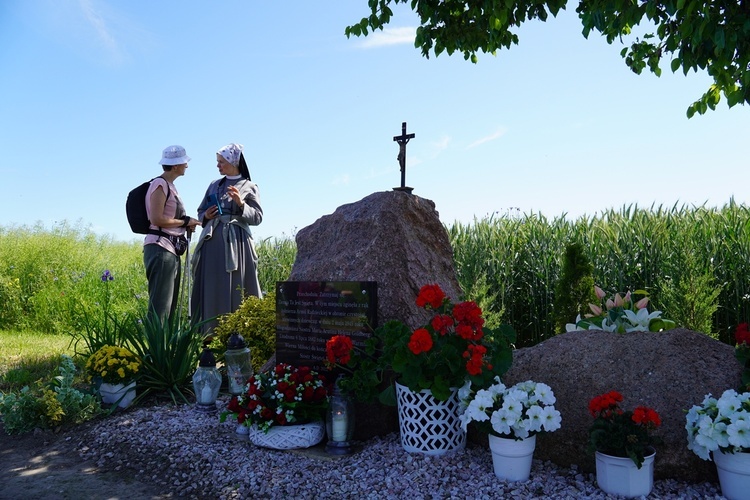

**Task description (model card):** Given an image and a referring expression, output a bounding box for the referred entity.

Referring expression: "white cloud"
[467,128,508,149]
[77,0,125,65]
[430,135,451,156]
[332,173,351,186]
[358,27,416,48]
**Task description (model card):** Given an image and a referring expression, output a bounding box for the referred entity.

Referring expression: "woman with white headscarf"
[191,143,263,336]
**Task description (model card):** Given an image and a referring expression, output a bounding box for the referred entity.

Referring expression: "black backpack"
[126,178,171,234]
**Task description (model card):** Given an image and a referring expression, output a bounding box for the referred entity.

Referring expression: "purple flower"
[101,270,113,282]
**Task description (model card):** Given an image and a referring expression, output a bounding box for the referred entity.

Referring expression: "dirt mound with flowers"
[502,328,740,483]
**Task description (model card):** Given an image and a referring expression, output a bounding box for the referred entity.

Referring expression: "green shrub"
[0,386,49,434]
[212,292,276,371]
[658,249,722,336]
[0,355,100,435]
[553,242,597,333]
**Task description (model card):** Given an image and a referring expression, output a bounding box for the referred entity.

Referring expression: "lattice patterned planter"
[395,382,466,456]
[247,421,325,450]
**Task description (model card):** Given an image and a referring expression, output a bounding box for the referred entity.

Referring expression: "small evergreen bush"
[658,249,722,336]
[553,242,597,333]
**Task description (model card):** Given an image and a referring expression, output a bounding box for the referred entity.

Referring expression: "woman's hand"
[205,206,220,219]
[227,185,243,208]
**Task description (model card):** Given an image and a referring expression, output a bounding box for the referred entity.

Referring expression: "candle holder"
[326,376,355,455]
[225,333,254,395]
[192,348,221,413]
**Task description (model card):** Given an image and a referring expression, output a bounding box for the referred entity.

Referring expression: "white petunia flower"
[540,406,562,432]
[501,393,524,420]
[532,383,556,405]
[718,391,742,418]
[525,405,544,433]
[727,419,750,449]
[512,418,530,439]
[491,409,513,436]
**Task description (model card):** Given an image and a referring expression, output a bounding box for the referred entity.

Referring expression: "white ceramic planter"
[714,450,750,500]
[595,450,655,498]
[99,381,136,408]
[395,382,466,456]
[488,434,536,482]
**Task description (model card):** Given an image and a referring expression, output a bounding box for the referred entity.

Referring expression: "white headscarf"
[218,143,243,168]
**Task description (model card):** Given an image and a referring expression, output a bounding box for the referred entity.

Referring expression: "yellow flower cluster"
[85,345,141,384]
[41,388,64,425]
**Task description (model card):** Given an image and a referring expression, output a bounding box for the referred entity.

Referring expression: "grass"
[0,329,77,393]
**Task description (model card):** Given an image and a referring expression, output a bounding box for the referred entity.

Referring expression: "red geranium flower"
[431,314,454,335]
[632,406,661,428]
[408,328,434,354]
[588,390,624,417]
[326,335,353,365]
[452,301,485,329]
[737,323,750,346]
[464,344,487,376]
[416,284,446,309]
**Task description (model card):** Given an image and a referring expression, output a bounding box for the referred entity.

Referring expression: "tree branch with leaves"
[347,0,750,117]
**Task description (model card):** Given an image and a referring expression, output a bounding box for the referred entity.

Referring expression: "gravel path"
[75,402,726,499]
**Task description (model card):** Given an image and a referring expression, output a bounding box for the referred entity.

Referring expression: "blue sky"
[1,1,748,244]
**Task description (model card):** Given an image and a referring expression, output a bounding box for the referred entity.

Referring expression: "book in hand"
[208,193,223,215]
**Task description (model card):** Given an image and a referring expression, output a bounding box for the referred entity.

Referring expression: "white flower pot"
[247,421,325,450]
[99,381,136,408]
[395,382,466,456]
[595,450,655,498]
[488,434,536,482]
[714,450,750,500]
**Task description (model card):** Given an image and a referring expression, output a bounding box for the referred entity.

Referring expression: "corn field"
[448,200,750,347]
[2,201,749,347]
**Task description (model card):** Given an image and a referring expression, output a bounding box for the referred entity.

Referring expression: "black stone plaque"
[276,281,377,372]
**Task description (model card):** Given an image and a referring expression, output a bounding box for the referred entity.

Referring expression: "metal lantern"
[326,376,355,455]
[193,348,221,413]
[225,332,254,395]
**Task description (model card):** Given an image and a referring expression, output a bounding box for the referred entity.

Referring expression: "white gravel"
[76,401,726,499]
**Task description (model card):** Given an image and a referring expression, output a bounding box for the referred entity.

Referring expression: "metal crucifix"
[393,121,415,194]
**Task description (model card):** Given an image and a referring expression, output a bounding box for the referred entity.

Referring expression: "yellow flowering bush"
[85,345,141,384]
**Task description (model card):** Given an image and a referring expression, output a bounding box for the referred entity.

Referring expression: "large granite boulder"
[502,328,741,483]
[289,190,463,329]
[289,190,463,440]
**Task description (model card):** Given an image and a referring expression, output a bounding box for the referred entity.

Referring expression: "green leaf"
[670,58,681,73]
[714,29,725,51]
[378,384,397,406]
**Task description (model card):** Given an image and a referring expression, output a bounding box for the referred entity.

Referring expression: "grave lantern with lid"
[193,348,221,413]
[225,332,253,395]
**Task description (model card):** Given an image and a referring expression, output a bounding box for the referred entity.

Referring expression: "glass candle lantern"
[225,333,254,395]
[326,377,355,455]
[193,348,221,413]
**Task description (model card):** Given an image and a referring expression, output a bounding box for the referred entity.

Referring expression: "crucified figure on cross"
[393,121,415,194]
